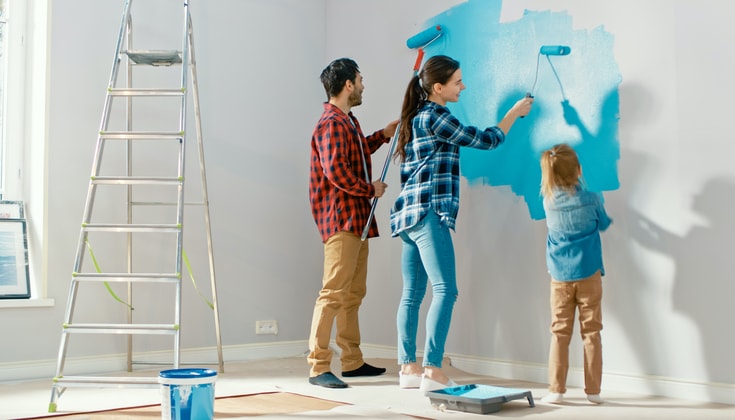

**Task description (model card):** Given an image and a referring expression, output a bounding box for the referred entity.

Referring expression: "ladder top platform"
[124,50,182,66]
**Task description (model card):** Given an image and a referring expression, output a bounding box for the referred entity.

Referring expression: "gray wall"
[1,0,733,405]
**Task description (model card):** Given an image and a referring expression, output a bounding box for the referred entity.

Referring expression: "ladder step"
[124,49,182,66]
[82,223,181,233]
[100,131,184,140]
[108,88,185,96]
[53,375,160,387]
[63,323,179,335]
[132,200,205,207]
[91,176,183,186]
[73,273,181,283]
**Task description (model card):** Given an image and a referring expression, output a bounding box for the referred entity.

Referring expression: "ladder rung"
[73,273,180,283]
[123,49,182,66]
[63,324,178,335]
[82,223,181,233]
[108,88,185,96]
[132,360,219,367]
[132,201,205,207]
[100,131,184,140]
[91,176,182,185]
[53,375,160,387]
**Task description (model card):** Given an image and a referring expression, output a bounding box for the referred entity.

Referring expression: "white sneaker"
[398,372,422,389]
[541,392,564,404]
[419,376,458,392]
[587,394,604,404]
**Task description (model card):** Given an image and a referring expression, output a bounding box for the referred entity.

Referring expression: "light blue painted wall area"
[420,0,621,219]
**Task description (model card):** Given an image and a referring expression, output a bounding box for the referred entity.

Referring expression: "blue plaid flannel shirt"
[390,101,505,236]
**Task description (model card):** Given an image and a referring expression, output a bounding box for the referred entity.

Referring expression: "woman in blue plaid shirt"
[390,55,533,391]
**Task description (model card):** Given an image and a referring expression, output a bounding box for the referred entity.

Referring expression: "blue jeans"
[397,210,458,368]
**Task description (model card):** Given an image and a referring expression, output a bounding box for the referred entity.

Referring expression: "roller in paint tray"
[523,45,572,119]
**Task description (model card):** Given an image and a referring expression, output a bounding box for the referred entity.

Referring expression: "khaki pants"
[548,271,603,395]
[308,231,368,377]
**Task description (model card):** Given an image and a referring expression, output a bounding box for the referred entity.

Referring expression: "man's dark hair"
[320,58,360,99]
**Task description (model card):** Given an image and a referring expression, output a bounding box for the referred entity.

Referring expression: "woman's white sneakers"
[541,392,604,404]
[400,372,458,391]
[419,376,458,392]
[398,372,422,389]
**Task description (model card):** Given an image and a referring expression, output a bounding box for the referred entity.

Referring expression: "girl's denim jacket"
[543,185,612,281]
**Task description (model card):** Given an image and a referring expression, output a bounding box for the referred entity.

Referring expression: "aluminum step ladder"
[49,0,223,412]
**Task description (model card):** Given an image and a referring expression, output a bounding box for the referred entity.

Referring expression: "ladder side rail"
[187,9,224,373]
[50,1,135,413]
[53,0,132,372]
[169,0,194,370]
[57,0,133,369]
[88,4,132,187]
[125,10,135,373]
[106,0,133,92]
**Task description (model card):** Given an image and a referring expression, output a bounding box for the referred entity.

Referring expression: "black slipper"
[342,362,386,377]
[308,372,348,388]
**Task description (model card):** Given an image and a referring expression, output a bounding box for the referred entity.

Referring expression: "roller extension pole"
[361,123,400,241]
[360,24,445,241]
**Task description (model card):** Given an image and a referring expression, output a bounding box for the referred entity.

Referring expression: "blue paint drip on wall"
[420,0,621,219]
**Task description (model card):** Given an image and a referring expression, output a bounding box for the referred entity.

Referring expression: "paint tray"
[426,384,535,414]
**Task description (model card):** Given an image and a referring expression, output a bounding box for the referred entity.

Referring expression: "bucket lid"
[159,368,217,379]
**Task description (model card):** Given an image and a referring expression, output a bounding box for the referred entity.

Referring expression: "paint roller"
[527,45,571,99]
[539,45,571,56]
[522,45,571,118]
[406,25,444,75]
[361,25,445,241]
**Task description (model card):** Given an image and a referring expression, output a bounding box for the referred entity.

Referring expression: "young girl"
[539,143,612,404]
[390,55,533,391]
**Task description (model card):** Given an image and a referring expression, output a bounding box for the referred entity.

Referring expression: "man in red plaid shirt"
[307,58,398,388]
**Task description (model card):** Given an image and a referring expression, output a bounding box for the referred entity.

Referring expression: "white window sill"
[0,298,55,309]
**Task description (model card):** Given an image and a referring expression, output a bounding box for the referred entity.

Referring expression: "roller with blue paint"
[539,45,571,56]
[361,25,447,240]
[406,25,445,75]
[522,45,571,118]
[406,25,444,49]
[527,45,572,99]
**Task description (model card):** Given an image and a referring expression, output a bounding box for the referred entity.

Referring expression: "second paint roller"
[528,45,571,99]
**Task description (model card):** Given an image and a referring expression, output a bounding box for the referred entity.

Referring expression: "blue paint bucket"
[159,368,217,420]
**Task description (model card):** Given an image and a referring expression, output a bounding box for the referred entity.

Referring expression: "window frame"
[2,0,23,200]
[0,0,7,197]
[0,0,53,307]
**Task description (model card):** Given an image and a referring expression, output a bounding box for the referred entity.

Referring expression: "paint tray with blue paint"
[426,384,535,414]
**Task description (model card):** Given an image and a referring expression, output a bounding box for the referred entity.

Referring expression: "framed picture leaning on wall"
[0,200,25,219]
[0,219,30,299]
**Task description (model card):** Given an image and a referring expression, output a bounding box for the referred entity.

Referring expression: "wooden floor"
[25,392,346,419]
[3,357,734,419]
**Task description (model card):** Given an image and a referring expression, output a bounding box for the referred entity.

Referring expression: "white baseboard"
[3,341,733,405]
[0,340,309,384]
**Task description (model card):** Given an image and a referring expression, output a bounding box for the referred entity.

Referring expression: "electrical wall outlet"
[255,320,278,335]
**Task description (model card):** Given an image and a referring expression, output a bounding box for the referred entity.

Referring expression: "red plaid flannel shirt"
[309,103,389,242]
